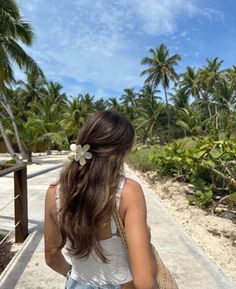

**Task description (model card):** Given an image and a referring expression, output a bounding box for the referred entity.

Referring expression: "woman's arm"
[44,185,71,276]
[122,179,157,289]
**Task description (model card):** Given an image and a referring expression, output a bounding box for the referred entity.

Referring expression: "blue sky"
[16,0,236,100]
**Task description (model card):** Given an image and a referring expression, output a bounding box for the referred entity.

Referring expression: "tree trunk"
[22,141,32,162]
[164,87,171,141]
[207,103,212,119]
[215,105,219,131]
[0,119,21,162]
[194,96,202,134]
[11,116,29,160]
[0,96,29,160]
[184,129,187,138]
[47,145,52,155]
[27,150,32,163]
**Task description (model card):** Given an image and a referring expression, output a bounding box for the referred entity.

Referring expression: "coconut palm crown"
[140,44,181,91]
[0,0,43,89]
[141,43,181,139]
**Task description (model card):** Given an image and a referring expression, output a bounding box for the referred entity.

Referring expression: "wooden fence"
[0,164,28,243]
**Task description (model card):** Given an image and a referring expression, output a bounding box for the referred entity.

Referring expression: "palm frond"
[2,38,44,76]
[0,0,20,20]
[141,57,154,65]
[15,20,34,45]
[0,45,15,83]
[0,9,16,37]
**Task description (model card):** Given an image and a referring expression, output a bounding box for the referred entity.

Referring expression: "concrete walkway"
[0,165,235,289]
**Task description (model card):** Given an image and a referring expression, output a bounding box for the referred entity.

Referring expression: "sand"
[129,168,236,285]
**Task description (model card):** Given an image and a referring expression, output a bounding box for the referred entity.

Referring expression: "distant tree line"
[0,0,235,162]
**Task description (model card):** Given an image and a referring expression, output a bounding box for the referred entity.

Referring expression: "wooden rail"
[0,163,28,243]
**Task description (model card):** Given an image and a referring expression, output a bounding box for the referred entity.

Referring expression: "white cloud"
[124,0,223,35]
[16,0,224,98]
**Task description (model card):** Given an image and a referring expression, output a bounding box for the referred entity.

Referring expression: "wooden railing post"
[14,166,28,243]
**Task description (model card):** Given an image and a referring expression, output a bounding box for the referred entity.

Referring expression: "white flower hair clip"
[68,144,93,165]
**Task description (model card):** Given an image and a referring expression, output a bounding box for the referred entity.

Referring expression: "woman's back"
[44,111,157,289]
[57,176,133,286]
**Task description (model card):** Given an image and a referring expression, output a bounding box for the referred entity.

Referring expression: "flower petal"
[84,152,92,159]
[75,145,82,152]
[82,144,90,152]
[68,152,76,160]
[75,153,81,162]
[70,144,77,152]
[79,157,86,166]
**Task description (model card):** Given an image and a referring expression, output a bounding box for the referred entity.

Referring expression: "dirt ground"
[130,168,236,285]
[0,233,21,275]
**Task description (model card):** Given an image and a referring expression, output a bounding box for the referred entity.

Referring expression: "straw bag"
[113,207,179,289]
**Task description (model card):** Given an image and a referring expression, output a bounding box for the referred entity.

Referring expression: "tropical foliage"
[0,0,43,161]
[0,0,235,213]
[129,137,236,209]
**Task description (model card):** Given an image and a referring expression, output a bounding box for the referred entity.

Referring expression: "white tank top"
[55,176,133,286]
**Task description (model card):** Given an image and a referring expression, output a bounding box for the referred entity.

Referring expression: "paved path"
[0,165,235,289]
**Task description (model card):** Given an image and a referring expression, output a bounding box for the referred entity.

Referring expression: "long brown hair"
[58,110,135,262]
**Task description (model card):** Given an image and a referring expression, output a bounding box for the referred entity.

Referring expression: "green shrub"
[129,136,236,208]
[188,189,213,208]
[6,159,16,164]
[156,137,236,207]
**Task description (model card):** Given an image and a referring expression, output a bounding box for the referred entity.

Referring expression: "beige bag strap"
[113,205,178,289]
[113,206,128,250]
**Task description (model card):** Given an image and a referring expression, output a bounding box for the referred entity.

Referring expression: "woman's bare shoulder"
[46,182,57,198]
[124,177,142,190]
[49,181,59,188]
[122,178,145,203]
[45,182,59,216]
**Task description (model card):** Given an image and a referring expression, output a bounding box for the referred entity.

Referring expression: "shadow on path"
[0,216,43,289]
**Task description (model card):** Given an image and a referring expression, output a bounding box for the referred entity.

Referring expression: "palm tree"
[225,65,236,89]
[0,0,43,85]
[141,43,181,140]
[27,97,68,155]
[0,86,32,159]
[61,98,81,141]
[176,107,201,137]
[107,97,122,112]
[180,66,200,100]
[79,93,95,108]
[46,81,68,105]
[198,58,224,93]
[139,84,160,100]
[120,88,137,107]
[169,88,189,109]
[0,0,43,160]
[93,98,108,111]
[61,94,95,141]
[78,93,96,119]
[120,88,137,122]
[0,111,20,161]
[197,57,224,123]
[16,69,46,105]
[213,79,236,135]
[15,70,47,120]
[214,79,236,113]
[135,87,163,143]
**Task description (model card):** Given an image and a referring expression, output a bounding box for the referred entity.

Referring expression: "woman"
[44,110,157,289]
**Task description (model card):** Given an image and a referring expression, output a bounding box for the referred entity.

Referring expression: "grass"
[127,136,198,173]
[0,232,13,275]
[174,136,197,149]
[127,146,160,172]
[0,232,5,241]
